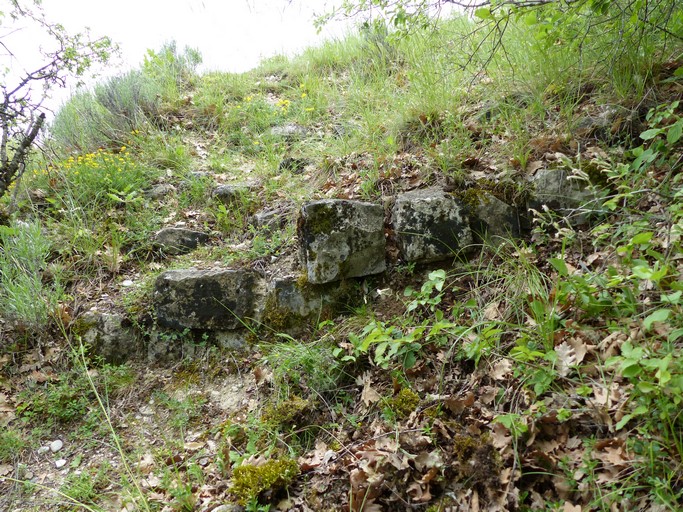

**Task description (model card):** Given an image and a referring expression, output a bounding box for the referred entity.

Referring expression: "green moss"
[388,388,420,419]
[455,187,492,211]
[452,434,502,484]
[454,178,530,208]
[231,458,300,505]
[261,395,309,428]
[306,203,336,236]
[69,316,98,338]
[260,294,298,332]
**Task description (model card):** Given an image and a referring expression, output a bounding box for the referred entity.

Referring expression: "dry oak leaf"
[555,341,577,377]
[358,372,381,407]
[490,359,513,380]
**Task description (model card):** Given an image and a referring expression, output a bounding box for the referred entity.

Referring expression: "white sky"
[1,0,351,110]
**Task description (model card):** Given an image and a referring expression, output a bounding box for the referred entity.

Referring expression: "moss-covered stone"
[298,199,386,284]
[452,434,502,485]
[231,458,300,505]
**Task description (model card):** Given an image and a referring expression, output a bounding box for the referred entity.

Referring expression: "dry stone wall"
[84,172,597,363]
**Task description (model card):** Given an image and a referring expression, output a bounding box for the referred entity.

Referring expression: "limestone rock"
[298,200,386,284]
[262,277,353,333]
[251,209,286,232]
[154,227,209,255]
[213,182,258,206]
[145,183,176,199]
[468,192,521,243]
[154,268,264,330]
[392,187,472,263]
[278,157,308,174]
[270,123,307,140]
[80,312,140,364]
[528,169,597,225]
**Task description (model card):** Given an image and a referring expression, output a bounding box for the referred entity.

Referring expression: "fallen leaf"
[491,359,512,380]
[445,392,475,414]
[555,341,576,377]
[413,450,443,471]
[358,373,381,406]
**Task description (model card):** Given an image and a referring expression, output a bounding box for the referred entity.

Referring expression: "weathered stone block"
[528,169,597,225]
[80,312,140,364]
[392,187,472,263]
[469,192,521,243]
[154,227,209,255]
[298,200,386,284]
[154,268,263,330]
[262,278,330,333]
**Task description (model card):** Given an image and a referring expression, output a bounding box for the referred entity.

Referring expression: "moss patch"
[231,458,300,505]
[388,388,420,419]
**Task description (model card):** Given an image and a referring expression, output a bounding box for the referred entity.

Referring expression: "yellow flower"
[301,93,307,98]
[120,146,127,152]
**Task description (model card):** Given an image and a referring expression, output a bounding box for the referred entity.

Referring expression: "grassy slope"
[0,13,682,512]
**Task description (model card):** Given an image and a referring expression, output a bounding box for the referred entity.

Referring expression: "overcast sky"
[1,0,350,110]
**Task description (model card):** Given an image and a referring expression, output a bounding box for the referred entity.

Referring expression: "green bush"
[50,41,202,154]
[0,220,62,331]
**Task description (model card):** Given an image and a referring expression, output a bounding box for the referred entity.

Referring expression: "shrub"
[0,220,62,332]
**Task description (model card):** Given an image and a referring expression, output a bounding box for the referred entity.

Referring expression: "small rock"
[80,312,140,365]
[211,505,240,512]
[145,183,176,200]
[278,157,308,173]
[121,279,134,287]
[49,440,63,453]
[251,209,287,232]
[55,459,67,468]
[154,227,210,256]
[37,446,50,455]
[212,183,258,206]
[271,123,307,139]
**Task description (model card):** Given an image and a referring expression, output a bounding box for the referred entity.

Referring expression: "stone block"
[298,200,386,284]
[154,268,263,330]
[392,187,472,263]
[528,169,597,225]
[154,227,209,255]
[469,192,521,243]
